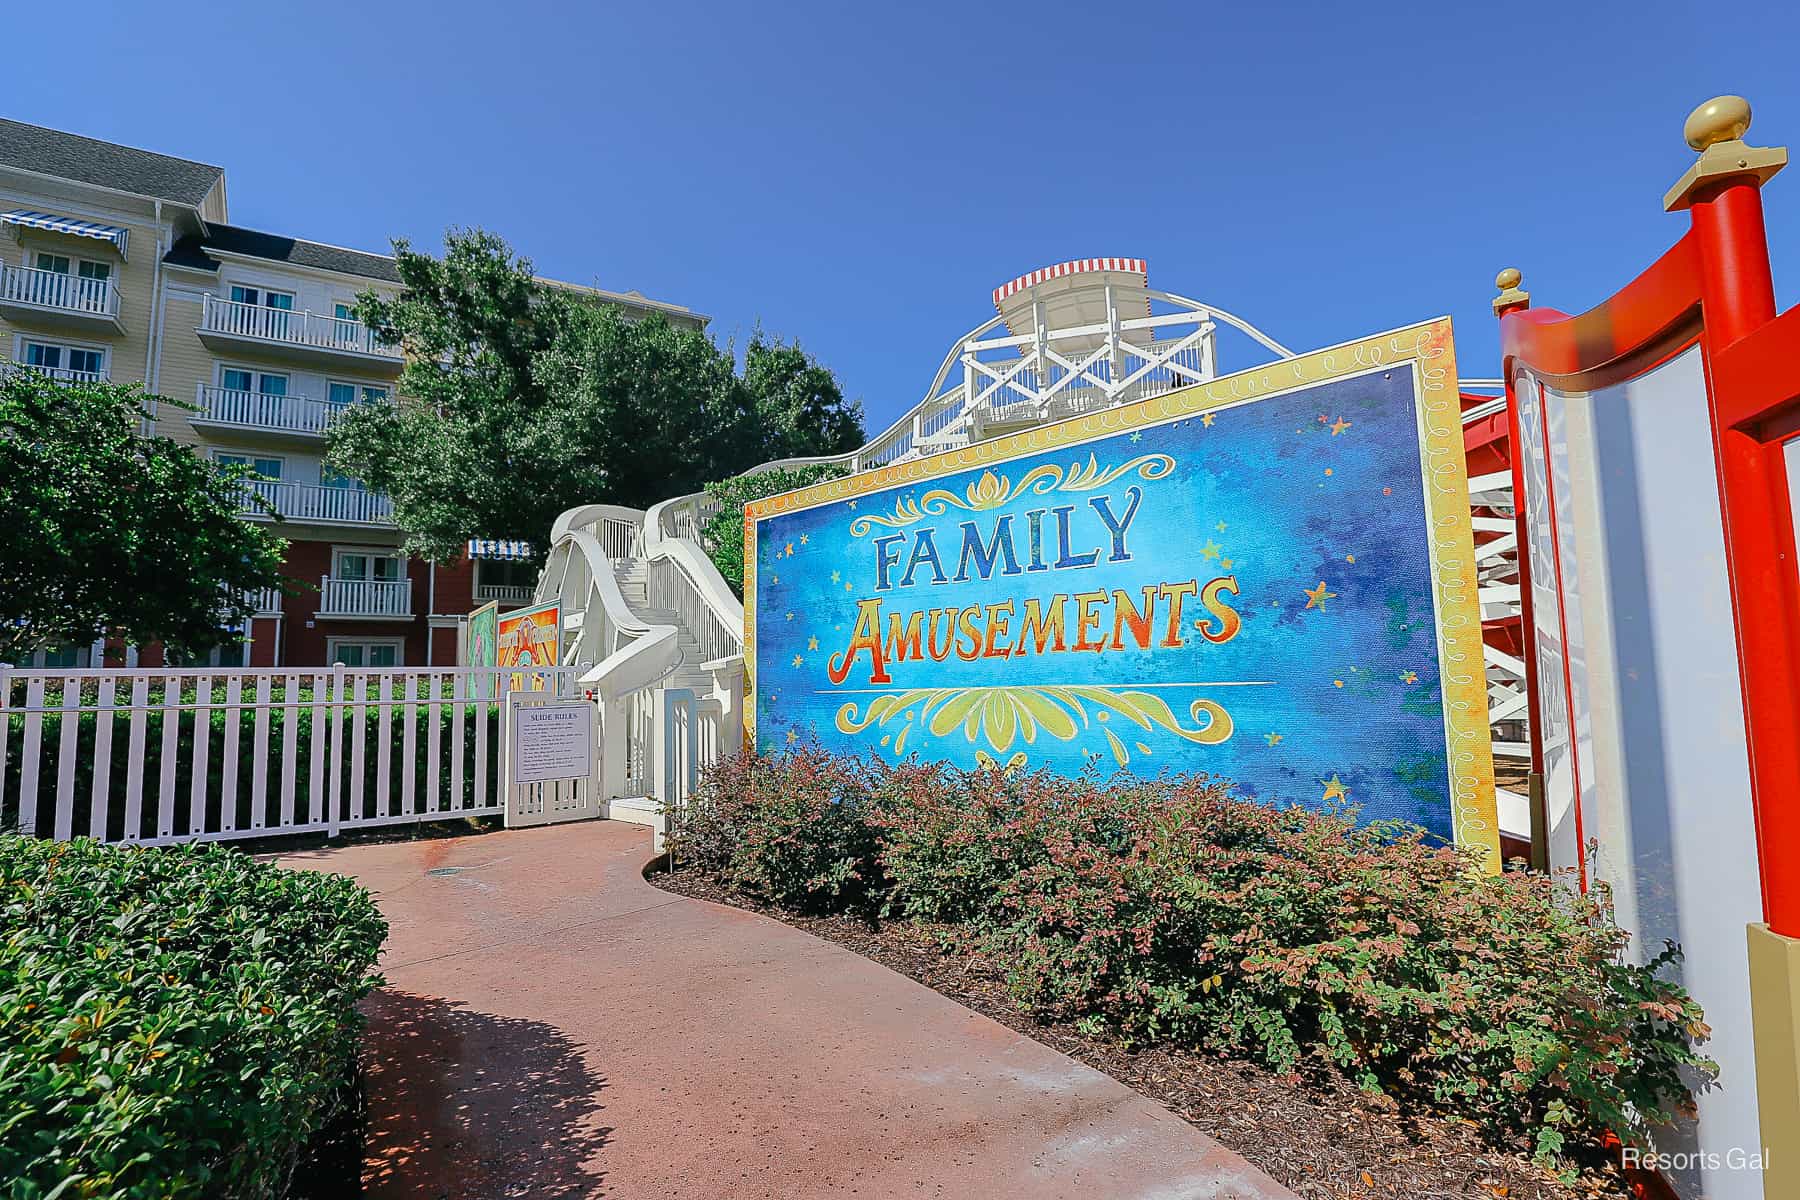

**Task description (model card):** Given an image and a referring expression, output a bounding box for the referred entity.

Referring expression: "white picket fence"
[0,665,576,846]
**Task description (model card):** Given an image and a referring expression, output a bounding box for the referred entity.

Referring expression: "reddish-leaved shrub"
[669,746,881,912]
[670,750,1711,1167]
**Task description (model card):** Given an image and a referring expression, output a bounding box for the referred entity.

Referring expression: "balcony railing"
[318,575,413,618]
[475,583,537,605]
[0,264,120,318]
[239,480,395,525]
[195,384,372,436]
[200,295,402,360]
[7,361,109,385]
[243,587,285,616]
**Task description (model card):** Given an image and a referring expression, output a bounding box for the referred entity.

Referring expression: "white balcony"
[475,583,537,606]
[239,480,395,526]
[0,264,123,333]
[243,587,285,616]
[192,384,378,440]
[318,575,413,619]
[198,294,403,373]
[7,361,109,385]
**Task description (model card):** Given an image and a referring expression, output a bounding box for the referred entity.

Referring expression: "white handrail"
[201,294,402,359]
[0,264,119,317]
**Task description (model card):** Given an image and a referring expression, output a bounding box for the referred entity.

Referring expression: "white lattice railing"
[195,384,380,435]
[201,294,402,360]
[476,583,535,605]
[10,362,108,385]
[648,551,740,664]
[239,481,394,525]
[318,576,413,618]
[0,666,575,845]
[0,264,119,317]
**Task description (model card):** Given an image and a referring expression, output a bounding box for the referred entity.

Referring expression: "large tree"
[326,230,597,563]
[742,331,864,462]
[0,373,288,663]
[326,230,863,561]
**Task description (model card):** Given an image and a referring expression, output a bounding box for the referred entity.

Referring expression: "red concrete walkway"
[279,821,1294,1199]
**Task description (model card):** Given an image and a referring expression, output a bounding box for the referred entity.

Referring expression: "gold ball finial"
[1495,267,1522,292]
[1684,95,1752,151]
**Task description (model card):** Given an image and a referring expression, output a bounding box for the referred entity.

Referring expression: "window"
[478,559,538,592]
[34,253,70,275]
[221,367,288,396]
[216,452,283,480]
[333,302,356,323]
[229,284,294,309]
[328,381,389,408]
[328,639,402,668]
[77,260,110,283]
[36,645,87,669]
[19,340,105,379]
[333,550,404,582]
[320,465,367,491]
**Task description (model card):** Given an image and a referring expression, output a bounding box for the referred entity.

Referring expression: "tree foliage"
[327,230,864,562]
[0,373,288,663]
[701,464,850,596]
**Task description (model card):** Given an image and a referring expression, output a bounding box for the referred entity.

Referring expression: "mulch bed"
[651,864,1644,1200]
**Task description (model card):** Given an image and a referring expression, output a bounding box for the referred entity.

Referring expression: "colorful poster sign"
[497,601,560,692]
[466,600,499,697]
[745,319,1498,867]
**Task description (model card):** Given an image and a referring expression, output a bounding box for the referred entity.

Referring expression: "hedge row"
[0,836,387,1198]
[669,749,1712,1168]
[5,704,502,840]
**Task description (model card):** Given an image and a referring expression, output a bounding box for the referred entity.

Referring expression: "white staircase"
[532,259,1530,844]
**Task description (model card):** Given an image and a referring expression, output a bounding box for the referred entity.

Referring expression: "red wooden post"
[1668,97,1800,936]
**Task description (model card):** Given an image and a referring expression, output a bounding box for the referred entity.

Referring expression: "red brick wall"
[433,556,480,616]
[266,538,476,668]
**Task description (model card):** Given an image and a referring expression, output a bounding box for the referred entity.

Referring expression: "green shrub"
[668,746,880,912]
[0,836,387,1198]
[700,463,848,595]
[672,751,1712,1168]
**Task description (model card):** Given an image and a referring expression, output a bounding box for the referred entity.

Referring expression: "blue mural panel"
[748,331,1495,855]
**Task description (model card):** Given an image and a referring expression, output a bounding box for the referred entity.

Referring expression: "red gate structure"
[1500,96,1796,1199]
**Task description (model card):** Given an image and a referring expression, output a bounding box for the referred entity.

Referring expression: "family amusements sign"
[745,320,1499,867]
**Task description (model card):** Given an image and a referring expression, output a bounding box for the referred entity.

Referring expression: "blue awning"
[1,210,129,258]
[467,539,535,561]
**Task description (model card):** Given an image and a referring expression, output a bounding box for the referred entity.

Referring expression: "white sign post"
[503,694,600,827]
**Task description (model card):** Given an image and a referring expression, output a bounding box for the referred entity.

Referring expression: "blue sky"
[7,2,1797,433]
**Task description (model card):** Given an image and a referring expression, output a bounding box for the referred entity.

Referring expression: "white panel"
[1528,347,1760,1200]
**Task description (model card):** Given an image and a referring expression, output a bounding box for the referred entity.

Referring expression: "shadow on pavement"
[358,988,611,1198]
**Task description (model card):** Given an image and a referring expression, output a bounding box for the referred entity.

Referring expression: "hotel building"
[0,118,704,668]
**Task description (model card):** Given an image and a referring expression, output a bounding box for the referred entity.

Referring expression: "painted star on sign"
[1264,732,1282,746]
[800,533,809,545]
[1201,412,1217,427]
[1304,581,1336,610]
[1199,540,1221,560]
[785,729,798,745]
[830,569,842,583]
[791,654,804,668]
[1330,417,1352,436]
[784,542,795,556]
[807,636,820,651]
[1321,774,1350,802]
